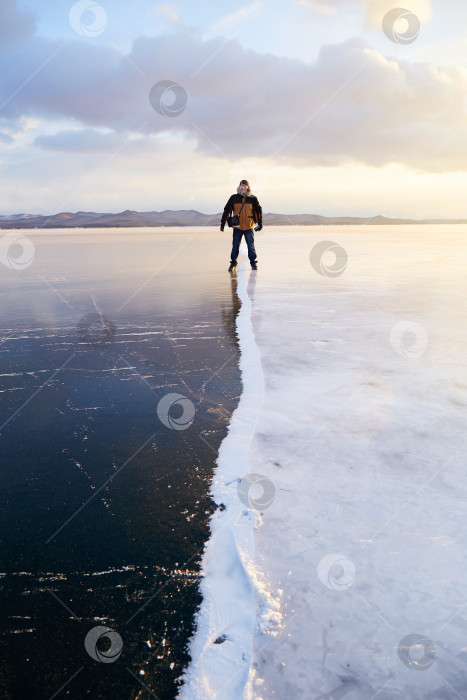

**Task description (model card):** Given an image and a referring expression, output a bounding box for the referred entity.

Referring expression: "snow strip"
[178,249,281,699]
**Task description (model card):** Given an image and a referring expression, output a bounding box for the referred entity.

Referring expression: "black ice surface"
[0,229,242,700]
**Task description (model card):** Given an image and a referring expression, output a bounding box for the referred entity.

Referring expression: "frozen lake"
[0,227,242,699]
[2,224,467,699]
[180,225,467,700]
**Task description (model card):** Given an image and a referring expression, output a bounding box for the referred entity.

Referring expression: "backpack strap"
[238,196,247,215]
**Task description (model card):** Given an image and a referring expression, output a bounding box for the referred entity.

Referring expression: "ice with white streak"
[179,238,281,700]
[181,227,467,700]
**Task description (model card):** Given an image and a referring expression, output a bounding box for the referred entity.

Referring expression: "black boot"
[251,261,258,270]
[228,262,237,272]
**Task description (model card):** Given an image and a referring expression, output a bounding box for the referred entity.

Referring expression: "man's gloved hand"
[255,224,262,231]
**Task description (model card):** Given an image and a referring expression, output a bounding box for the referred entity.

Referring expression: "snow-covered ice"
[179,237,279,700]
[180,226,467,699]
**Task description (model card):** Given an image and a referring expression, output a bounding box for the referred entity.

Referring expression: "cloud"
[1,19,467,173]
[0,131,13,144]
[298,0,432,25]
[205,0,264,37]
[0,0,36,49]
[152,4,180,25]
[33,128,124,152]
[297,0,349,17]
[362,0,432,27]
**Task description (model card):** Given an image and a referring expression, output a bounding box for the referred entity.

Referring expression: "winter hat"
[239,179,249,186]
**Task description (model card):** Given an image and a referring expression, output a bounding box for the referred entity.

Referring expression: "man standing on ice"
[220,179,263,272]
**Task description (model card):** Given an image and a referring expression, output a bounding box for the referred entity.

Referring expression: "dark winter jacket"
[221,184,262,231]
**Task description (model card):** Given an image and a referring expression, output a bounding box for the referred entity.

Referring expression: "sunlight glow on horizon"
[1,0,467,218]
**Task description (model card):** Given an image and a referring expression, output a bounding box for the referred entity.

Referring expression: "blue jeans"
[230,228,257,264]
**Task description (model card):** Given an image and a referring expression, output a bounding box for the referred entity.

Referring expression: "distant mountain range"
[0,209,466,229]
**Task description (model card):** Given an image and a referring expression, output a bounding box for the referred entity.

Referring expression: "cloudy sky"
[1,0,467,218]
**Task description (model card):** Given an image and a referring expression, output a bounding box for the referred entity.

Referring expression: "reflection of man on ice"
[220,179,263,272]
